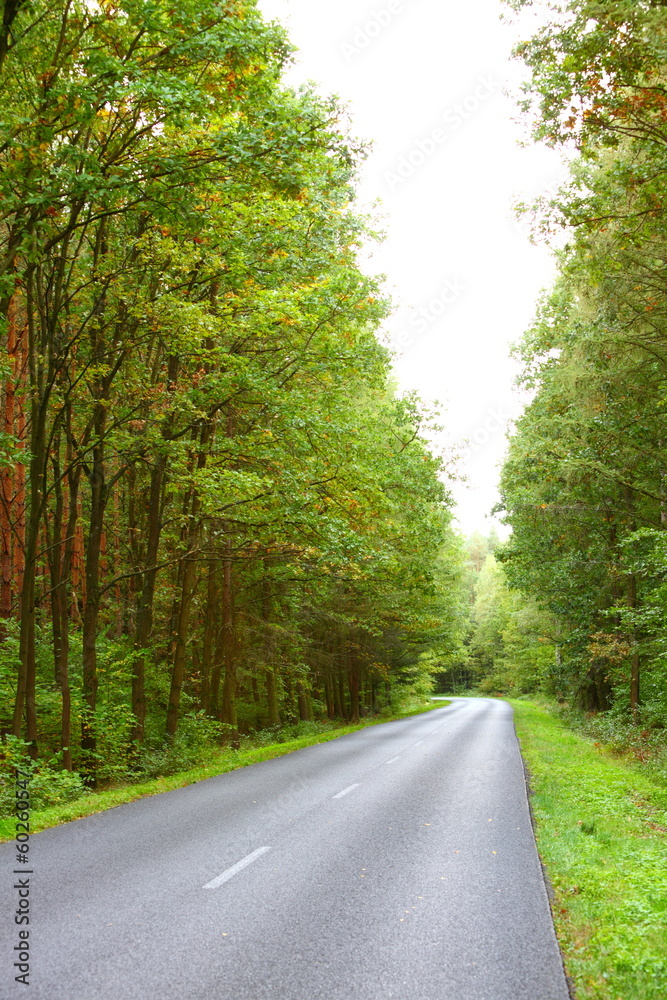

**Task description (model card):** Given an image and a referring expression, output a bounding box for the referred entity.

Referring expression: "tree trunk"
[0,286,21,628]
[265,669,280,726]
[199,561,218,714]
[261,567,280,725]
[337,670,348,721]
[133,354,179,739]
[165,548,199,738]
[626,571,640,719]
[324,673,335,720]
[623,484,640,718]
[220,544,237,730]
[348,654,360,723]
[81,404,107,782]
[12,274,42,757]
[166,412,213,738]
[132,452,168,742]
[297,681,313,722]
[45,426,73,770]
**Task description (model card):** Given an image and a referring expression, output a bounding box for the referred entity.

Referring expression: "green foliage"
[452,547,558,696]
[0,737,87,816]
[135,714,233,780]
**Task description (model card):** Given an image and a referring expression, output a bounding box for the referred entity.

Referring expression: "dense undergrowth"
[566,709,667,784]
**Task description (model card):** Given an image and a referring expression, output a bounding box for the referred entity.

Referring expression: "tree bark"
[626,570,640,718]
[199,561,218,714]
[166,415,212,738]
[348,654,360,723]
[81,402,107,782]
[297,681,313,722]
[324,673,335,720]
[133,354,178,740]
[220,543,237,730]
[12,273,42,757]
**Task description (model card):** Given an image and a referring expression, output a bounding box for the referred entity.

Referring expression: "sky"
[257,0,564,537]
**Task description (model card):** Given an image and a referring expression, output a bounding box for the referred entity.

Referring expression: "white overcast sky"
[257,0,563,537]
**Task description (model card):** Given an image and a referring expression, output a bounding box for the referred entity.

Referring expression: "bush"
[135,713,233,779]
[560,705,667,781]
[0,736,87,816]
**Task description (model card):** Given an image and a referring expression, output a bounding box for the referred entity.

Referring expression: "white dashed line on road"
[385,756,401,765]
[203,847,272,889]
[333,783,361,800]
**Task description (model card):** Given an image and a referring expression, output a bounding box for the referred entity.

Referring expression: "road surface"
[2,698,571,999]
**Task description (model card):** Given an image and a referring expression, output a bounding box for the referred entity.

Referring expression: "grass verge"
[0,698,449,842]
[511,699,667,1000]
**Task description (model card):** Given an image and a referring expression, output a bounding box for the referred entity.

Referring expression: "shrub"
[0,736,87,816]
[135,713,232,779]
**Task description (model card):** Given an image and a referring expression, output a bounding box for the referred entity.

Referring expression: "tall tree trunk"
[45,425,72,770]
[81,403,107,782]
[265,670,280,726]
[0,286,20,628]
[56,438,81,773]
[208,622,223,718]
[199,561,218,714]
[297,681,313,722]
[166,415,212,738]
[337,670,348,721]
[626,570,640,719]
[166,538,200,738]
[348,653,360,723]
[324,673,335,720]
[261,567,280,725]
[133,354,179,740]
[220,542,237,730]
[12,274,43,757]
[623,485,640,718]
[132,452,167,742]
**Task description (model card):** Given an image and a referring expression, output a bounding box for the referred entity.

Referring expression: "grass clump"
[511,699,667,1000]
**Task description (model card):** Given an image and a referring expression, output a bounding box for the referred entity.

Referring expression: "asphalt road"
[2,698,571,1000]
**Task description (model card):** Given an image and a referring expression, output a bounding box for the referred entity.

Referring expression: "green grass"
[511,699,667,1000]
[0,698,449,842]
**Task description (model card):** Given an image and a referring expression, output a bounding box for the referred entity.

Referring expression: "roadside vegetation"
[0,694,447,842]
[512,700,667,1000]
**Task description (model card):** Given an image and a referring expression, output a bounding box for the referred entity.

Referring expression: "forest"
[0,0,468,798]
[4,0,667,812]
[3,5,665,998]
[495,0,667,734]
